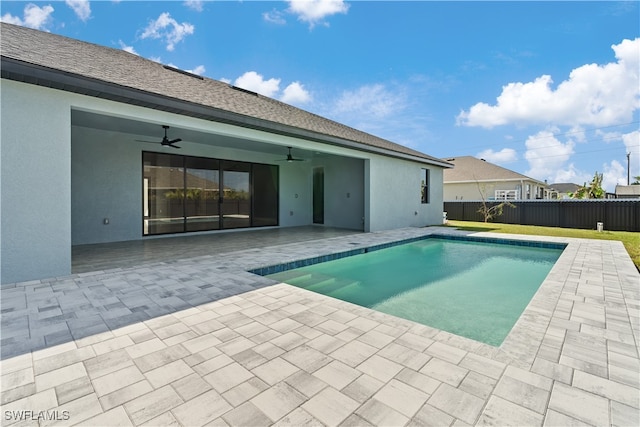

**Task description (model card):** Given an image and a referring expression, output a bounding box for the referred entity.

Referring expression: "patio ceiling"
[71,109,333,162]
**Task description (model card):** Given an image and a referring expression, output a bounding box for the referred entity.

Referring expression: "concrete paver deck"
[1,227,639,426]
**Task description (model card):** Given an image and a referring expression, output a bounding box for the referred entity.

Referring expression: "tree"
[631,175,640,185]
[475,181,516,223]
[569,172,605,199]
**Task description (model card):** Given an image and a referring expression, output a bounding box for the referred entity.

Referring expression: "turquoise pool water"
[266,238,563,346]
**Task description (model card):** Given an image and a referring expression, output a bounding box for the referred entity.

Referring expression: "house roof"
[615,185,640,196]
[442,156,545,184]
[549,183,581,193]
[0,22,451,168]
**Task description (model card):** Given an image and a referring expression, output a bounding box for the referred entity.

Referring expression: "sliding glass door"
[185,157,220,232]
[143,152,185,235]
[143,152,278,235]
[221,161,251,229]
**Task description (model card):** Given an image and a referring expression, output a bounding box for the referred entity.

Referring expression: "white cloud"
[287,0,349,28]
[140,12,195,51]
[1,13,23,25]
[477,148,518,164]
[457,38,640,129]
[187,65,206,76]
[65,0,90,22]
[1,3,54,30]
[229,72,312,105]
[335,84,406,119]
[166,63,205,76]
[602,160,627,192]
[592,129,640,184]
[118,40,137,54]
[552,164,592,187]
[263,10,286,25]
[524,129,575,181]
[281,82,311,104]
[183,1,204,12]
[234,71,281,98]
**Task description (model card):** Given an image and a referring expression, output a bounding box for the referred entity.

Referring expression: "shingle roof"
[443,156,544,183]
[549,183,581,193]
[0,22,451,168]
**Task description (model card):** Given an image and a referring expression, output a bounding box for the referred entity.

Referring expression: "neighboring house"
[548,183,581,199]
[1,23,452,284]
[615,185,640,199]
[443,156,550,201]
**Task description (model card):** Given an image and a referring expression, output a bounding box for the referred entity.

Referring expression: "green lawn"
[444,220,640,270]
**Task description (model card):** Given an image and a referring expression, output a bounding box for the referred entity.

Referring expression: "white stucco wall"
[1,81,72,283]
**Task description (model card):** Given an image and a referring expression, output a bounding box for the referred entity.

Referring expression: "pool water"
[266,238,563,346]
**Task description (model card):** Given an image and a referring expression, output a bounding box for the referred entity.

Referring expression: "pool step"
[306,275,361,294]
[269,270,312,284]
[271,271,362,295]
[297,273,337,290]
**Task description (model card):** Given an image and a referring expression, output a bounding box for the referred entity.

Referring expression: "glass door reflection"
[221,161,251,229]
[143,152,185,235]
[185,157,220,232]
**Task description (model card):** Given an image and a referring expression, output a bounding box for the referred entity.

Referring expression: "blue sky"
[2,1,639,191]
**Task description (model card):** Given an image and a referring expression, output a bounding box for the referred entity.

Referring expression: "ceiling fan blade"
[275,147,305,162]
[161,141,181,148]
[168,138,182,144]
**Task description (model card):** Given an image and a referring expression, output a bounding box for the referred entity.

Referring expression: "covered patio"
[72,226,362,274]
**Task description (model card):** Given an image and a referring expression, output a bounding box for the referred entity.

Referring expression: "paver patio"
[1,226,639,426]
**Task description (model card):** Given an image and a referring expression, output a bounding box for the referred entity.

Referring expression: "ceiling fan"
[136,125,182,149]
[277,146,305,162]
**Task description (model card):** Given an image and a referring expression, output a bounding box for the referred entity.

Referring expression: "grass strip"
[444,220,639,270]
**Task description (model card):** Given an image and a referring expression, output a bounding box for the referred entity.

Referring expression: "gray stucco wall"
[1,81,72,283]
[320,156,365,230]
[367,155,444,232]
[71,127,143,244]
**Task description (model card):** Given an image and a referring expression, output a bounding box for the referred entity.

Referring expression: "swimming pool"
[260,236,564,346]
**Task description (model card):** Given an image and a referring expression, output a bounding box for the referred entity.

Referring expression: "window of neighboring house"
[421,168,429,203]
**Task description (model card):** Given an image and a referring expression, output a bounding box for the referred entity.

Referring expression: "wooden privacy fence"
[443,200,640,232]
